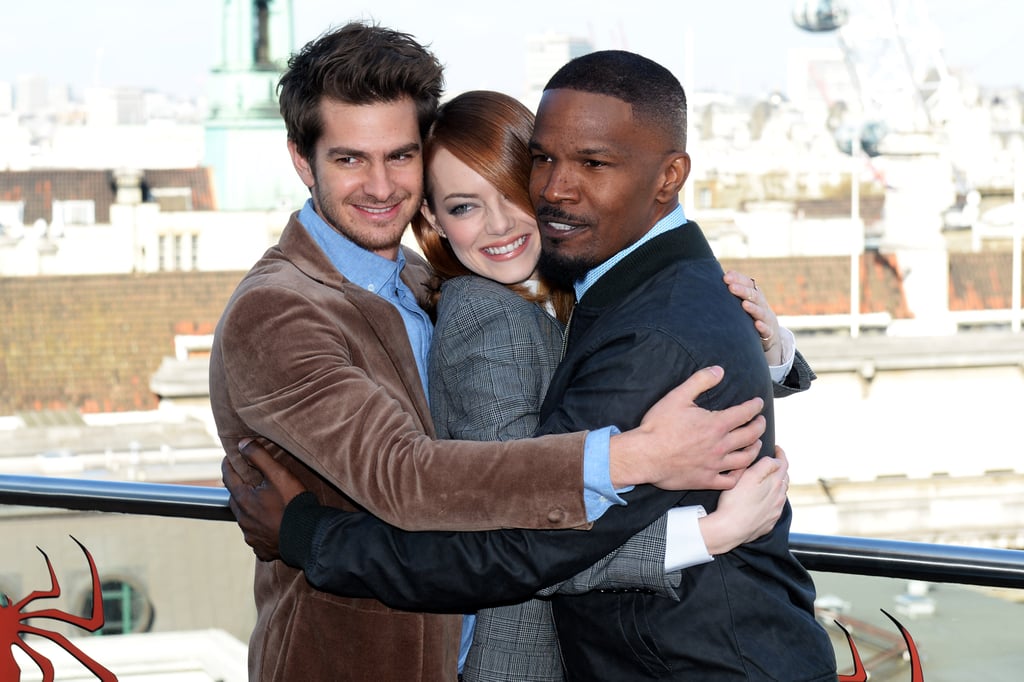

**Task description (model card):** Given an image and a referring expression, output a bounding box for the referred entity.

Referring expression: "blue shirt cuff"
[582,426,633,522]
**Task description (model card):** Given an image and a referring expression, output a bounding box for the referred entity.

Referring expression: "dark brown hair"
[411,91,573,322]
[278,21,445,162]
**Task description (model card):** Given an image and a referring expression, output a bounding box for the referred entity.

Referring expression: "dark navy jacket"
[535,224,836,680]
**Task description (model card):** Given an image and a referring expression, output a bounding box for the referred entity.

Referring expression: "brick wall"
[1,272,244,414]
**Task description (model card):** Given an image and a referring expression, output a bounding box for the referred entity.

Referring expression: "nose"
[363,162,396,200]
[486,197,518,236]
[535,162,577,204]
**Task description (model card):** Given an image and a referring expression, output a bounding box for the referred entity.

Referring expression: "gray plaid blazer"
[428,276,682,682]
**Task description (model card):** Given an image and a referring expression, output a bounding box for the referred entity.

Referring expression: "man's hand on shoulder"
[610,366,765,490]
[221,438,308,561]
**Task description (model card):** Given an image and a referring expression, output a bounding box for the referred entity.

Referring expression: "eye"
[531,153,552,166]
[447,203,475,217]
[390,149,418,164]
[582,159,607,168]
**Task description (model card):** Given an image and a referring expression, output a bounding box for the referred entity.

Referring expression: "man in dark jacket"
[224,50,836,680]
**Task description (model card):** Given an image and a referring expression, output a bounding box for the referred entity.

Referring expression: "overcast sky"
[3,1,1021,101]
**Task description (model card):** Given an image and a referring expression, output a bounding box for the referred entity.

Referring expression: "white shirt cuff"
[663,505,714,572]
[768,326,796,384]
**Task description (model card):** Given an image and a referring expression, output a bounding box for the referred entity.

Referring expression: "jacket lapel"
[277,214,436,435]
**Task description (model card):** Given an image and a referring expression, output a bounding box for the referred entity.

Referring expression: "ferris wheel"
[792,0,960,154]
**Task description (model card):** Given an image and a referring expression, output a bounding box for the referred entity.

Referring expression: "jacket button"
[547,508,566,524]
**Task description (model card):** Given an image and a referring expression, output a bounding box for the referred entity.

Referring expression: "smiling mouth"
[354,199,406,218]
[482,234,529,256]
[536,207,586,236]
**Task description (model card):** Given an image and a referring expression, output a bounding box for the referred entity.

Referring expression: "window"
[190,233,199,270]
[79,577,154,635]
[158,234,169,271]
[51,200,96,227]
[173,234,183,271]
[150,187,193,211]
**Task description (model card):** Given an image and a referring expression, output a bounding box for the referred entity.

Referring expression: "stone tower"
[204,0,306,210]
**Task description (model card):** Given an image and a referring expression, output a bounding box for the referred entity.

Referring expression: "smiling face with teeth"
[288,96,424,260]
[421,146,541,285]
[529,88,690,287]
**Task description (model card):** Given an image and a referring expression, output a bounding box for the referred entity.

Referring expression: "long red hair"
[411,90,573,322]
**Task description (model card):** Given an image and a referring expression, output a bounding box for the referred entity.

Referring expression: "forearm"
[536,513,681,599]
[280,484,682,612]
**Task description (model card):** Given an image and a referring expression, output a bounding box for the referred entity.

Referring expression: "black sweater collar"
[579,222,714,308]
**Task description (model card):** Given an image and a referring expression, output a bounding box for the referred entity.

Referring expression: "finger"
[712,409,766,458]
[239,439,277,476]
[719,439,762,473]
[227,494,247,526]
[715,397,765,434]
[221,456,244,489]
[747,453,781,482]
[666,365,725,404]
[712,467,745,490]
[723,270,755,288]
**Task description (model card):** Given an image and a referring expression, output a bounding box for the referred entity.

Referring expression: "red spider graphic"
[0,536,117,682]
[837,609,924,682]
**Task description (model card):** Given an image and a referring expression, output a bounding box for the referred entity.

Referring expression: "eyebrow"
[325,142,421,158]
[527,140,614,156]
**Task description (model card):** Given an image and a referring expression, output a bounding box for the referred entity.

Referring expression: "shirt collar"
[574,204,687,301]
[299,199,405,293]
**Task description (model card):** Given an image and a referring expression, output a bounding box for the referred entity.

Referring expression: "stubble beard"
[313,183,410,255]
[537,243,597,291]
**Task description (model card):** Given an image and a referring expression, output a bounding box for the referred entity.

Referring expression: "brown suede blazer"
[209,213,590,681]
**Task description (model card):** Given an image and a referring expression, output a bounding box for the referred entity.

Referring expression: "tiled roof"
[719,251,912,318]
[791,195,886,224]
[0,271,243,414]
[949,250,1024,310]
[0,168,215,224]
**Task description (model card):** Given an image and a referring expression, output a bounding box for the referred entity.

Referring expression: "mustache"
[535,204,586,224]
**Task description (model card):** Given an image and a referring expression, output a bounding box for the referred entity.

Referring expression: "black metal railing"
[1,473,1023,589]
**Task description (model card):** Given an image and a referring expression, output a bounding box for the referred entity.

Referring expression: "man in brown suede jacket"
[210,22,767,682]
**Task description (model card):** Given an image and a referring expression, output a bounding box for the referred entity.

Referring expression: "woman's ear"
[421,200,446,239]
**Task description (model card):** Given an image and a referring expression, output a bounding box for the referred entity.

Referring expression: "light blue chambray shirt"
[299,200,433,396]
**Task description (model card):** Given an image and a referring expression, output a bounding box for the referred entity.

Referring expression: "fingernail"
[239,437,254,453]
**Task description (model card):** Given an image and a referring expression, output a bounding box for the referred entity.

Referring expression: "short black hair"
[544,50,687,150]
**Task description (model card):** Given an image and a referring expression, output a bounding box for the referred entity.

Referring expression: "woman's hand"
[724,270,782,366]
[697,446,790,556]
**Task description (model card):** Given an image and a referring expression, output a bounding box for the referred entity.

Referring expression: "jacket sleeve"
[773,349,816,398]
[279,329,701,611]
[282,485,675,612]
